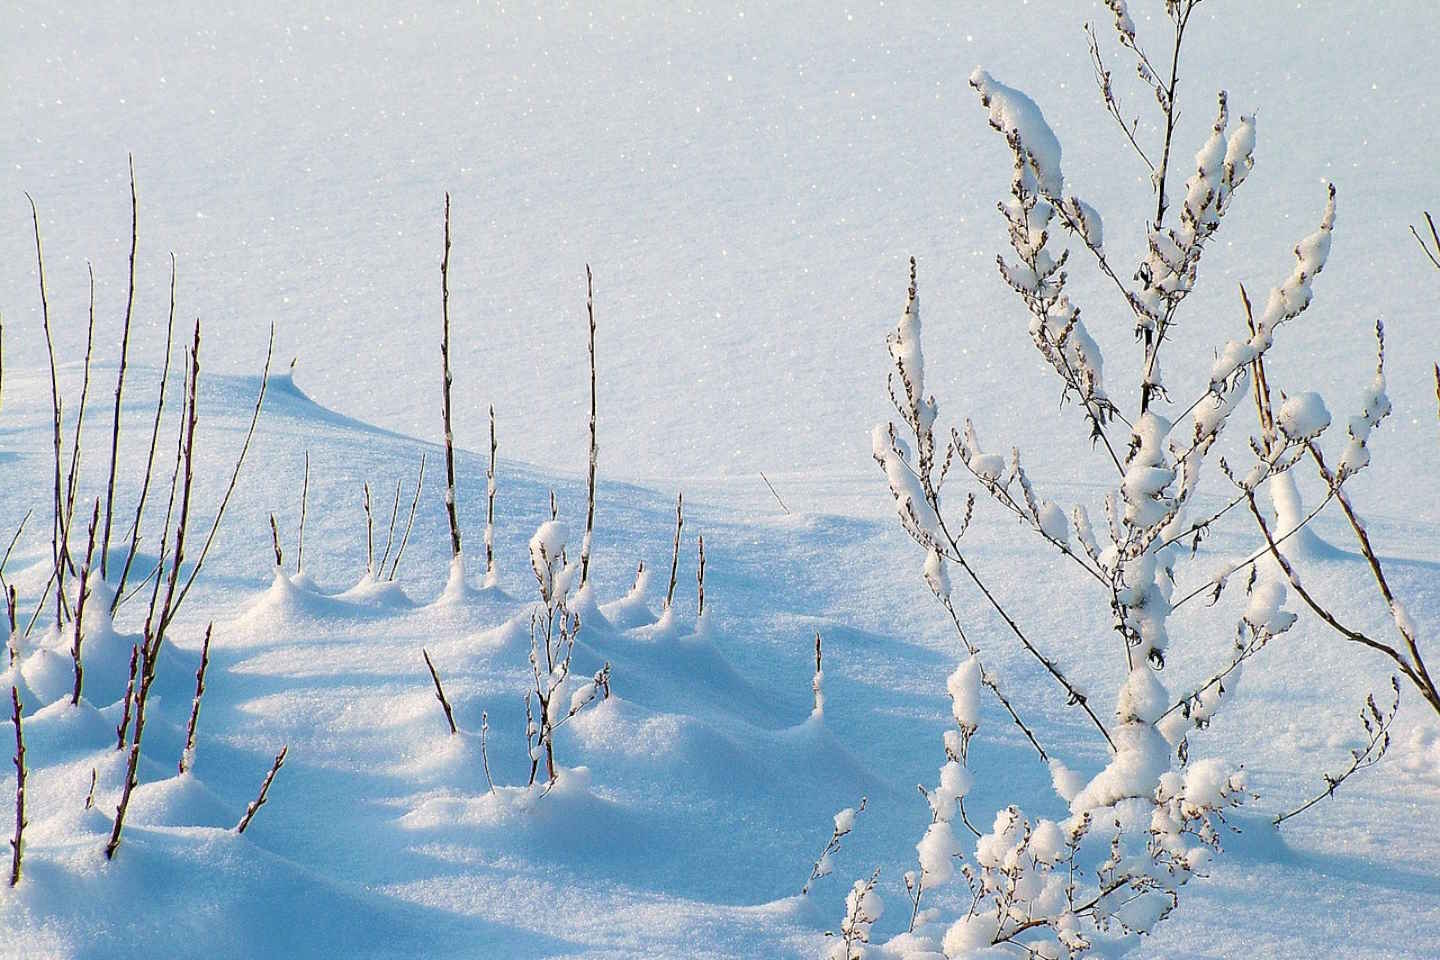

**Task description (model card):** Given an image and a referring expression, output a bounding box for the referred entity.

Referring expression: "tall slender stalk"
[178,623,213,774]
[296,450,309,573]
[70,500,100,705]
[664,492,683,610]
[580,265,598,585]
[440,194,462,561]
[9,686,24,887]
[63,265,97,543]
[101,155,140,577]
[485,406,497,583]
[113,253,178,613]
[389,453,426,582]
[27,194,71,626]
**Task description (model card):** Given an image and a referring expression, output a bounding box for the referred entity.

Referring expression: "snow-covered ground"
[3,2,1439,957]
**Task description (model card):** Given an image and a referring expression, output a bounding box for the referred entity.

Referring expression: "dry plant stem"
[665,492,683,610]
[178,622,213,774]
[269,514,283,567]
[932,491,1114,750]
[389,453,426,581]
[107,326,200,861]
[115,644,138,749]
[236,745,287,834]
[113,254,178,612]
[362,482,374,575]
[580,265,598,586]
[1410,211,1440,269]
[480,710,495,793]
[28,194,73,625]
[422,648,458,735]
[485,406,497,580]
[1304,442,1439,712]
[696,534,706,617]
[1275,678,1400,825]
[102,156,140,578]
[439,193,462,560]
[171,322,274,616]
[84,768,97,810]
[377,478,402,574]
[64,265,97,542]
[939,593,1050,760]
[1084,21,1155,172]
[1244,492,1437,711]
[801,795,866,896]
[759,471,790,513]
[0,510,31,603]
[70,499,101,705]
[297,450,309,572]
[813,631,823,714]
[9,686,24,887]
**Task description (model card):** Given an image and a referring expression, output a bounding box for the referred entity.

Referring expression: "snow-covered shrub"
[525,520,611,788]
[853,1,1419,953]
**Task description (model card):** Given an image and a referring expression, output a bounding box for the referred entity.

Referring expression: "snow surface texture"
[3,1,1440,958]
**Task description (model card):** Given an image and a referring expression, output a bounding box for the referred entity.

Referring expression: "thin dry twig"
[389,453,427,581]
[297,450,309,573]
[9,686,24,887]
[422,648,459,735]
[236,745,288,834]
[581,265,598,586]
[101,156,141,578]
[178,622,213,774]
[665,492,683,611]
[113,253,178,612]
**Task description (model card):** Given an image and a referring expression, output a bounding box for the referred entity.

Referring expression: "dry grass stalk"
[70,499,101,705]
[101,156,140,578]
[480,709,495,793]
[1410,211,1440,269]
[485,406,497,581]
[108,325,202,860]
[169,322,273,616]
[297,450,310,572]
[362,481,375,576]
[115,643,138,750]
[388,453,426,581]
[178,622,213,775]
[696,534,706,617]
[113,253,178,612]
[760,471,790,514]
[377,478,403,575]
[1275,677,1400,825]
[9,686,24,887]
[269,514,283,568]
[664,492,683,610]
[27,193,73,628]
[422,648,458,735]
[84,767,97,811]
[235,745,287,834]
[439,193,462,561]
[62,265,97,551]
[580,265,598,586]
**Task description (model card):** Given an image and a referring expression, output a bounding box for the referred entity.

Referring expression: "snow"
[1276,391,1332,440]
[2,2,1440,958]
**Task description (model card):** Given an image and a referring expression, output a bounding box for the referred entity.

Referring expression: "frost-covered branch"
[803,796,866,896]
